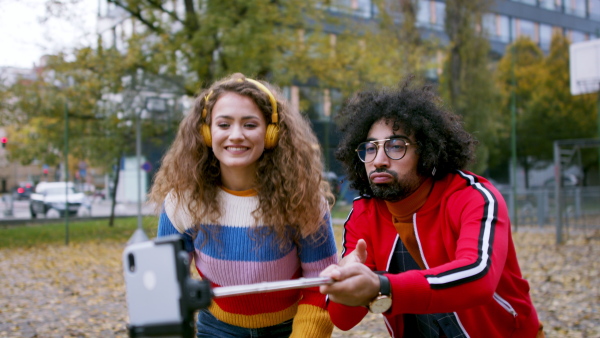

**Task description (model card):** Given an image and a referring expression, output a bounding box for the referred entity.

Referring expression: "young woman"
[148,73,338,337]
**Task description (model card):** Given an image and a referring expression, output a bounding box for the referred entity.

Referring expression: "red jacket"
[328,171,540,337]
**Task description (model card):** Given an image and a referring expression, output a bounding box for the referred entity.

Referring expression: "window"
[511,0,537,5]
[329,0,373,18]
[417,0,431,27]
[416,0,445,30]
[483,14,497,38]
[539,0,562,11]
[570,30,587,42]
[498,15,510,42]
[539,24,553,50]
[482,14,510,42]
[514,18,537,41]
[565,0,587,17]
[355,0,374,18]
[590,0,600,20]
[433,1,446,30]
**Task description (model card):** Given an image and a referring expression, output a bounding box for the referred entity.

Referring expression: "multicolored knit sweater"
[157,187,338,337]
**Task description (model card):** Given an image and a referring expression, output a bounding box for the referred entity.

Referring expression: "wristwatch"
[367,274,392,314]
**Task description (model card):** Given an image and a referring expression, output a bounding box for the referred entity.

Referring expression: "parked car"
[29,182,88,218]
[12,181,35,200]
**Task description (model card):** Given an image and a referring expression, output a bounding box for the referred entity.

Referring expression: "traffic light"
[0,137,6,148]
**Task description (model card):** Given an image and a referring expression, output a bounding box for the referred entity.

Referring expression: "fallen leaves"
[515,229,600,338]
[0,227,598,338]
[0,241,129,338]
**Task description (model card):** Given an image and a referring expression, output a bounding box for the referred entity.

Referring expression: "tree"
[3,48,131,168]
[519,32,598,182]
[493,36,545,186]
[99,0,329,94]
[0,46,183,224]
[440,0,500,175]
[97,0,430,97]
[494,33,598,187]
[359,0,435,89]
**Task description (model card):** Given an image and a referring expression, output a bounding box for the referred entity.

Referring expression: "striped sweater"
[157,187,338,337]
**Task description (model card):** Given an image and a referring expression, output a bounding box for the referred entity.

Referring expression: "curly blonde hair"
[149,73,333,248]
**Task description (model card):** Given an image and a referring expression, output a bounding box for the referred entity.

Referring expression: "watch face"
[369,296,392,314]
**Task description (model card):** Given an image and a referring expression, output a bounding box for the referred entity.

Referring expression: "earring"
[432,167,437,176]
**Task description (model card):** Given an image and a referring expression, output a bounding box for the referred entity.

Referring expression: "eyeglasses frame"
[355,138,414,163]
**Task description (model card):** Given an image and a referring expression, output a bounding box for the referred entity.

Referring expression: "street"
[0,197,155,220]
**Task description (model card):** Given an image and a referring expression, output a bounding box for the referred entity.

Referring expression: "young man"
[320,79,543,337]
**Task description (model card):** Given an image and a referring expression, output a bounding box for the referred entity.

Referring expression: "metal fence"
[500,186,600,243]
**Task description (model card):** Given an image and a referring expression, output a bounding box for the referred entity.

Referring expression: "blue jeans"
[196,309,293,338]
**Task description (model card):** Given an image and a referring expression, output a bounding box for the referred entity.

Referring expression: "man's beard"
[369,169,421,202]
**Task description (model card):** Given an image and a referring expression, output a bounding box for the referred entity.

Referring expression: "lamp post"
[62,76,74,246]
[597,29,600,177]
[120,68,182,244]
[509,23,518,230]
[131,106,147,241]
[127,105,149,245]
[64,101,70,245]
[127,96,168,245]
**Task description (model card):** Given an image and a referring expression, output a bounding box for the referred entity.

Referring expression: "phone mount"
[124,235,212,338]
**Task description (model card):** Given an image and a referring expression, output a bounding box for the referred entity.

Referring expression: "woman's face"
[210,92,267,186]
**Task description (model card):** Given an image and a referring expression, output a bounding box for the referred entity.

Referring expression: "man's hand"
[319,239,380,307]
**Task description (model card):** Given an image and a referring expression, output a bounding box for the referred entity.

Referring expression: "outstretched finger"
[339,239,369,267]
[353,239,368,263]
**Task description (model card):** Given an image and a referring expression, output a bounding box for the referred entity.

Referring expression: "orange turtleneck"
[220,186,258,197]
[384,178,434,269]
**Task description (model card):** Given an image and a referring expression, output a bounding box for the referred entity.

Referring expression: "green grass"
[0,203,352,249]
[331,202,352,220]
[0,216,159,249]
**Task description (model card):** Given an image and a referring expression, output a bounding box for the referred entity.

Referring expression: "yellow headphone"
[200,78,280,149]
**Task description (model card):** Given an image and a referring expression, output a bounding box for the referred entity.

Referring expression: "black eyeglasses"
[355,138,413,163]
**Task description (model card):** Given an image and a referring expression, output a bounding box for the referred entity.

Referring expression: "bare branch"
[106,0,165,34]
[146,0,184,24]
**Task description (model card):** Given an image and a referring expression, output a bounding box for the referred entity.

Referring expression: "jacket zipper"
[493,292,518,317]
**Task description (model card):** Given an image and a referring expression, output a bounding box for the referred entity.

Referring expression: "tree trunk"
[108,156,121,227]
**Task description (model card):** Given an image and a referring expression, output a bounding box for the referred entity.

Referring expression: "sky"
[0,0,98,68]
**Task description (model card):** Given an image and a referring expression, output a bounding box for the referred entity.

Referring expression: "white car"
[29,182,89,218]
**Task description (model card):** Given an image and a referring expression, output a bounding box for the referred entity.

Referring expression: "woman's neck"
[219,165,257,191]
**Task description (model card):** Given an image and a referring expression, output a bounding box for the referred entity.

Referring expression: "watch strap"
[378,274,391,296]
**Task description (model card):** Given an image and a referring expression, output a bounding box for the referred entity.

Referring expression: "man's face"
[364,119,424,201]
